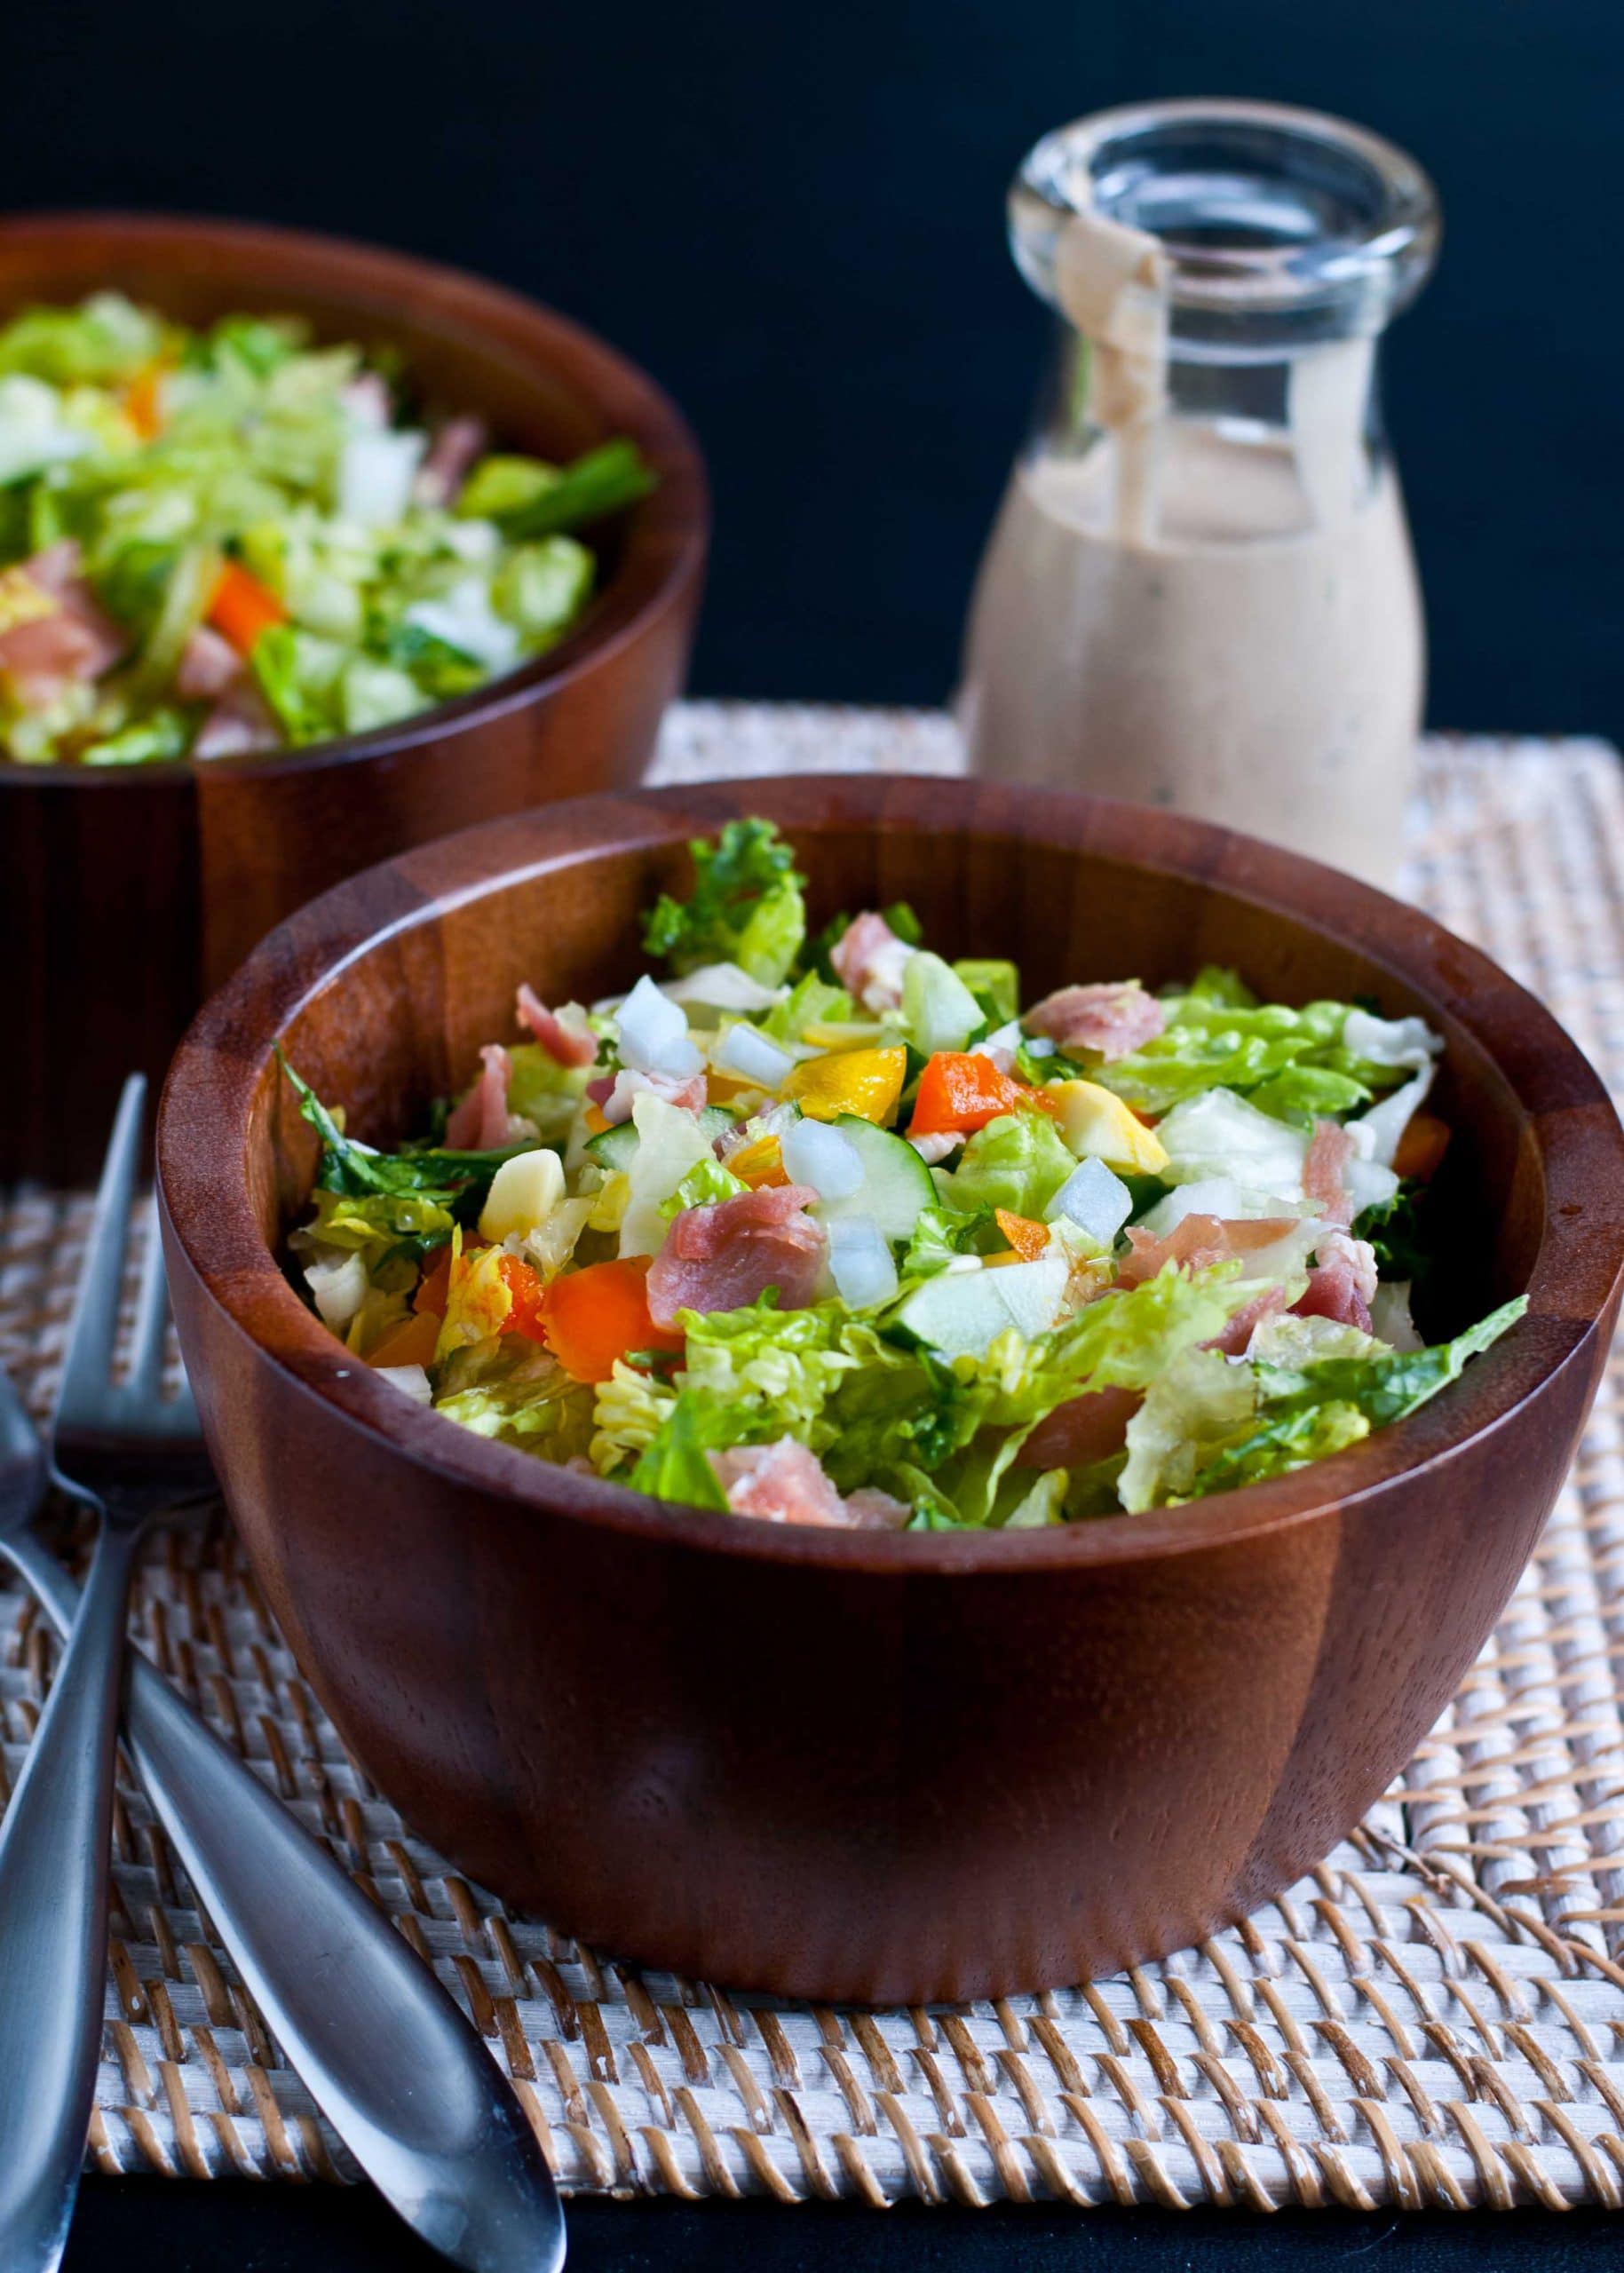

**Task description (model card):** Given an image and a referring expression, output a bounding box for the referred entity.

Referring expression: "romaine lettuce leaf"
[643,818,807,986]
[1094,977,1426,1121]
[1250,1297,1525,1429]
[627,1392,742,1510]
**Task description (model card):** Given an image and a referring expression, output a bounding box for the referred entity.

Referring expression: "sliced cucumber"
[902,952,985,1057]
[586,1103,733,1175]
[893,1256,1069,1360]
[811,1114,935,1243]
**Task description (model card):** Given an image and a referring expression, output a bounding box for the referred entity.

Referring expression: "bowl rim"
[0,209,709,793]
[158,772,1624,1573]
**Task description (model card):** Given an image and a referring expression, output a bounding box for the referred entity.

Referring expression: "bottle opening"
[1013,99,1439,343]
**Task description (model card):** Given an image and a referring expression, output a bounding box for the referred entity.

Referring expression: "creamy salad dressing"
[961,419,1423,883]
[963,101,1438,888]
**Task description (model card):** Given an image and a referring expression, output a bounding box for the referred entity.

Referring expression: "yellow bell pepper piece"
[1048,1080,1169,1175]
[781,1045,907,1125]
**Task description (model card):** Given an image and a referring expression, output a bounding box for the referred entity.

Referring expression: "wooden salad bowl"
[157,776,1624,2003]
[0,212,707,1183]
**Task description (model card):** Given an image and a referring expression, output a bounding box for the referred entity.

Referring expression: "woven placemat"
[4,709,1624,2213]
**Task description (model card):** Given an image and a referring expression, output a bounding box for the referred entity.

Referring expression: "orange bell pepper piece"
[538,1256,684,1382]
[368,1309,441,1369]
[726,1132,789,1188]
[413,1240,463,1319]
[1392,1110,1451,1183]
[909,1052,1054,1139]
[207,559,288,656]
[994,1208,1050,1262]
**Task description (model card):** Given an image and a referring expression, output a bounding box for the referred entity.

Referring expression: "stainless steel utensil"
[0,1077,566,2273]
[0,1073,199,2273]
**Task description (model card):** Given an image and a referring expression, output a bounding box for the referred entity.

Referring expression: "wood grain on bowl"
[0,213,707,1182]
[156,777,1624,2002]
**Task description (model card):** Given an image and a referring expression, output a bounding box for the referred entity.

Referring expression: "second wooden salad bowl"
[157,776,1624,2002]
[0,212,707,1182]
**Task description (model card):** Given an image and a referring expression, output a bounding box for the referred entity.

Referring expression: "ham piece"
[416,416,488,508]
[829,911,913,1012]
[1207,1284,1287,1358]
[445,1044,513,1150]
[1116,1213,1299,1290]
[709,1440,912,1529]
[1016,1383,1143,1471]
[0,540,128,708]
[1024,982,1165,1061]
[646,1183,825,1328]
[1303,1118,1355,1226]
[516,983,597,1068]
[175,624,244,702]
[1293,1231,1379,1334]
[190,676,281,759]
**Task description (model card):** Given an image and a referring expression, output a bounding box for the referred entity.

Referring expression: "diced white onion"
[338,428,427,527]
[1025,1035,1057,1058]
[375,1364,433,1404]
[717,1024,796,1090]
[908,1130,959,1166]
[401,575,519,672]
[441,518,501,561]
[662,962,783,1012]
[1046,1155,1132,1242]
[1137,1177,1308,1239]
[1343,1009,1441,1072]
[782,1119,864,1200]
[827,1215,899,1308]
[303,1249,368,1332]
[615,973,703,1080]
[1348,1064,1434,1172]
[971,1018,1023,1073]
[1370,1281,1423,1352]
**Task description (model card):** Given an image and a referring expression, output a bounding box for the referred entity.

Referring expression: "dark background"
[4,0,1619,733]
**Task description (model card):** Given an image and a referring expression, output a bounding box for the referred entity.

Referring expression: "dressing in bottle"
[960,100,1441,884]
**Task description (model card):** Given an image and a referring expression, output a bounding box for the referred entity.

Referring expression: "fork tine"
[125,1194,172,1406]
[53,1073,147,1438]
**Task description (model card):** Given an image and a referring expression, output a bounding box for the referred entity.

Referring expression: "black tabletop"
[60,2182,1624,2270]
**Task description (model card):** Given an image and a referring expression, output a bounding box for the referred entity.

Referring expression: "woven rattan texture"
[4,710,1624,2212]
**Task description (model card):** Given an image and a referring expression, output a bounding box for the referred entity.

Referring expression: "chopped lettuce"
[1095,973,1415,1121]
[0,295,654,768]
[659,1156,747,1221]
[643,818,807,986]
[940,1111,1077,1221]
[627,1393,740,1510]
[763,971,857,1044]
[279,1052,526,1214]
[900,1202,996,1279]
[433,1338,595,1457]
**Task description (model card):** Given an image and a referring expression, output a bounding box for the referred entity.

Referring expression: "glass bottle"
[959,99,1440,885]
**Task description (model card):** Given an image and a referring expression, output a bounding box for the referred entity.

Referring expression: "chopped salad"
[285,818,1522,1529]
[0,292,654,764]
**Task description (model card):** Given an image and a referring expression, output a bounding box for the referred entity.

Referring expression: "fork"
[0,1078,565,2273]
[0,1074,204,2273]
